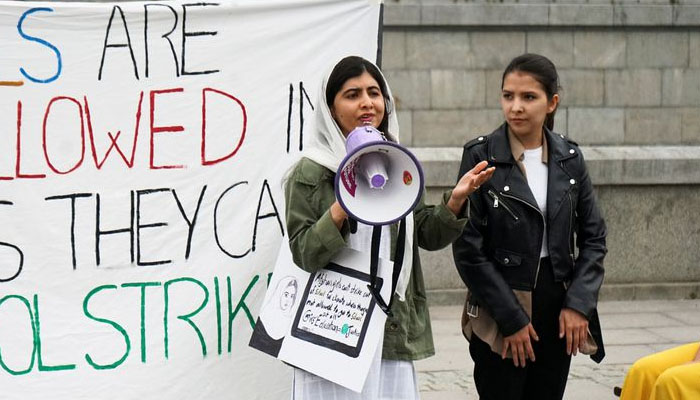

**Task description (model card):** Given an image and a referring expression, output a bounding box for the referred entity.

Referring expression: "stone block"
[691,33,700,67]
[633,284,700,302]
[559,69,605,106]
[418,248,464,291]
[649,326,700,343]
[605,69,662,106]
[598,299,700,314]
[681,108,700,144]
[384,69,431,110]
[381,30,406,70]
[383,4,420,26]
[596,283,700,302]
[430,70,486,109]
[662,69,700,106]
[485,69,503,108]
[627,31,689,68]
[421,4,548,26]
[405,31,471,69]
[667,311,700,326]
[596,185,700,283]
[527,30,574,68]
[423,183,448,206]
[582,146,700,185]
[469,32,526,69]
[406,31,524,70]
[416,344,471,373]
[601,312,682,329]
[424,289,468,307]
[598,300,700,314]
[598,284,637,302]
[397,110,413,146]
[574,31,626,68]
[625,108,682,145]
[602,344,659,365]
[553,107,567,135]
[567,108,625,144]
[563,380,621,400]
[412,109,502,147]
[603,328,668,346]
[614,5,673,26]
[673,6,700,26]
[548,4,614,26]
[416,148,465,187]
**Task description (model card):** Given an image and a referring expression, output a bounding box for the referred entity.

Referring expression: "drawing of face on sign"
[279,278,298,314]
[259,275,299,340]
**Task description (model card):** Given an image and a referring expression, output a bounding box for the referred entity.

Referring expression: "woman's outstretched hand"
[447,160,495,216]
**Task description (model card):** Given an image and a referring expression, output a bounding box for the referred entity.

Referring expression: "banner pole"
[376,3,384,68]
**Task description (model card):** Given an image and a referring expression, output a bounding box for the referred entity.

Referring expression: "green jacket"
[285,157,467,361]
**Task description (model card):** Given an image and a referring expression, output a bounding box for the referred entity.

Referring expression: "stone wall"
[382,1,700,301]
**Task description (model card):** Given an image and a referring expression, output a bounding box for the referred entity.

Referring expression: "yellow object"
[620,342,700,400]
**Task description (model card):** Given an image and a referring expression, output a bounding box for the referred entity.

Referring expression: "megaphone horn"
[335,126,424,226]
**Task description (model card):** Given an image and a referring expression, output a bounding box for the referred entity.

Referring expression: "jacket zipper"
[568,191,574,264]
[563,192,575,292]
[500,192,545,289]
[487,190,519,221]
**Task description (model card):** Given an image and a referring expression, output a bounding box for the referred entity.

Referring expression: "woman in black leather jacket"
[452,53,607,400]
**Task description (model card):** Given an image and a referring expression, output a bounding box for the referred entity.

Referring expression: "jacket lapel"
[488,124,538,210]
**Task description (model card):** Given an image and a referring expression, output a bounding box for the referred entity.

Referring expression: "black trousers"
[469,258,572,400]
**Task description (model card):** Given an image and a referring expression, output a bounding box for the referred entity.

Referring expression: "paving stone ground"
[417,300,700,400]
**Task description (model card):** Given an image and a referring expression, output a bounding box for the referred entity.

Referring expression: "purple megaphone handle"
[344,126,389,190]
[344,128,389,190]
[345,126,385,152]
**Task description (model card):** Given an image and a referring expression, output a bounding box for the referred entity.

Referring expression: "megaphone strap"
[369,226,382,304]
[348,218,358,234]
[368,219,406,317]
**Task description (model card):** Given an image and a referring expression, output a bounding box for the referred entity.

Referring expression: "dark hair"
[501,53,560,131]
[325,56,391,134]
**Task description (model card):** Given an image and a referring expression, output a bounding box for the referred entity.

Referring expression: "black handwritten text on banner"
[0,1,380,398]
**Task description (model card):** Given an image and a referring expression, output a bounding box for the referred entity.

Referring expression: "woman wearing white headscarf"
[285,55,493,399]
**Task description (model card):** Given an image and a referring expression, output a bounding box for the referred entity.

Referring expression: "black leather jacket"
[453,123,607,362]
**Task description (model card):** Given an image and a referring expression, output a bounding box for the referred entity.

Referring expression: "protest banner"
[0,1,382,398]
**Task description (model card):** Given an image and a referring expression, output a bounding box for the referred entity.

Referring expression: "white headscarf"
[303,57,399,171]
[303,56,414,302]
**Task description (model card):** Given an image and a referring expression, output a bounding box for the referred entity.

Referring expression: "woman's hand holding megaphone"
[447,160,495,216]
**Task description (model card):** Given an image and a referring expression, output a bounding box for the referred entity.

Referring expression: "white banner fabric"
[0,1,381,398]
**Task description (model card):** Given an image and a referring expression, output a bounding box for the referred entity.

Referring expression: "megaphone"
[335,126,424,226]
